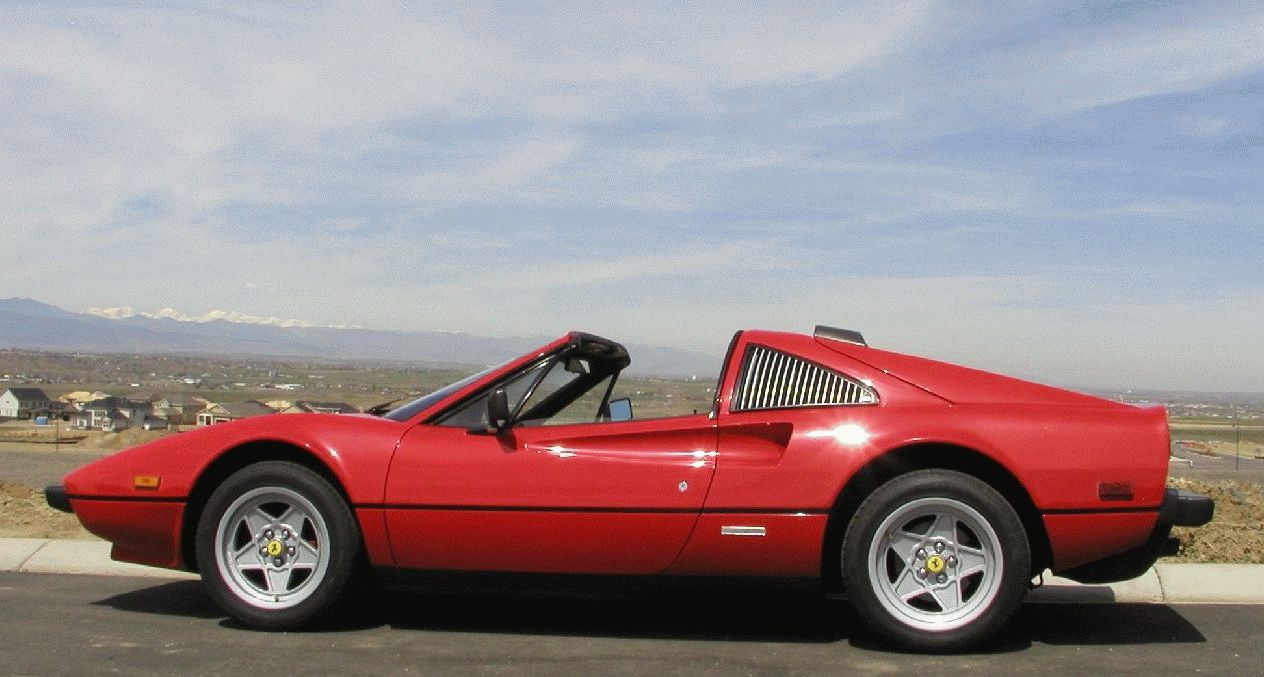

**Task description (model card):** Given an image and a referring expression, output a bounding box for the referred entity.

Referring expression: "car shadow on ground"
[91,580,222,619]
[95,579,1207,652]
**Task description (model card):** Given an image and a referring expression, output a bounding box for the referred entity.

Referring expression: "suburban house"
[150,394,207,427]
[277,401,359,415]
[70,409,92,429]
[196,401,275,426]
[0,387,54,419]
[139,415,169,431]
[72,396,158,431]
[101,410,130,432]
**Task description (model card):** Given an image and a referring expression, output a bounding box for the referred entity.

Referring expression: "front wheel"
[842,469,1030,652]
[195,461,363,629]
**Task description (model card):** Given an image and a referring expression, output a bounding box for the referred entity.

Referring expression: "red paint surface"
[385,415,716,571]
[56,328,1182,580]
[1044,511,1157,570]
[71,498,185,569]
[355,508,394,567]
[667,513,828,576]
[386,510,698,573]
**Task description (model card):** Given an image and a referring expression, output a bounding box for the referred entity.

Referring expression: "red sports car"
[46,326,1213,651]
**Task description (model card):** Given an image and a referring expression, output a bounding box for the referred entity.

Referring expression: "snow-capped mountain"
[85,306,360,330]
[0,298,716,377]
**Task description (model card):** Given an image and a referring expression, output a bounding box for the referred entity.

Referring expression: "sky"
[1,1,1261,391]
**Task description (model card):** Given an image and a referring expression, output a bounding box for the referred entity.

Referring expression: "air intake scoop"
[814,325,867,347]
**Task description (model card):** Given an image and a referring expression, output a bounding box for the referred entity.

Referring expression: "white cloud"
[395,136,582,204]
[0,2,1260,391]
[989,11,1264,119]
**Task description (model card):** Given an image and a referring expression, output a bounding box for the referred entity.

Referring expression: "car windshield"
[382,361,510,422]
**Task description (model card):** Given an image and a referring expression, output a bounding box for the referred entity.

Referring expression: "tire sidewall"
[841,469,1030,652]
[195,461,361,629]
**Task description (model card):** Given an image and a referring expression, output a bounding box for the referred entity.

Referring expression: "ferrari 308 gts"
[46,326,1213,651]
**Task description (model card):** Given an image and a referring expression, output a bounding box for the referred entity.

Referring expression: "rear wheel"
[195,461,362,629]
[842,469,1030,651]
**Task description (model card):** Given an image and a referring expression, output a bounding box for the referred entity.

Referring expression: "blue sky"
[2,1,1261,391]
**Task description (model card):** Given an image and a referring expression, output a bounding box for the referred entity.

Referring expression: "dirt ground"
[0,480,92,539]
[0,422,176,451]
[1168,476,1264,563]
[73,428,177,451]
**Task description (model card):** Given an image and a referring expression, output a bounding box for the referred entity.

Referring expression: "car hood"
[818,340,1130,409]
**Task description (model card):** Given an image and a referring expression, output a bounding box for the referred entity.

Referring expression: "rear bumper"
[1059,488,1215,584]
[1159,488,1214,527]
[45,485,73,513]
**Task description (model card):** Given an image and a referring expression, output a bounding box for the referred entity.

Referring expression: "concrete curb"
[0,538,1259,602]
[1000,563,1264,605]
[0,539,196,580]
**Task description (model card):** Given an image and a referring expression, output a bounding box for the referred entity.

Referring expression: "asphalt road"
[1,573,1260,676]
[1170,444,1264,482]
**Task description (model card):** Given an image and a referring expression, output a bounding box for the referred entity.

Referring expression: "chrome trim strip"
[720,525,767,537]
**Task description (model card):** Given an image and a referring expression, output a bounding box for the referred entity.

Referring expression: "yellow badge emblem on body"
[266,540,284,557]
[926,554,945,574]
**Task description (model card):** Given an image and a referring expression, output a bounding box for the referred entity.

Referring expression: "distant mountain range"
[0,298,718,377]
[84,305,363,329]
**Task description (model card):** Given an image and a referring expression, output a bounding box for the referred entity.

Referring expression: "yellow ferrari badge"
[926,554,945,574]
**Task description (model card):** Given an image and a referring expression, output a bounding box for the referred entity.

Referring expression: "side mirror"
[608,397,633,422]
[486,388,512,432]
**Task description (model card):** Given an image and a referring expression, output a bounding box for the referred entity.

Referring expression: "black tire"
[841,469,1030,652]
[195,461,363,629]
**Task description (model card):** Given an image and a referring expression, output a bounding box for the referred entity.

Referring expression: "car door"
[385,415,716,574]
[383,349,718,574]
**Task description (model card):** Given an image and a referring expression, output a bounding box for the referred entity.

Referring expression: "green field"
[1170,422,1264,453]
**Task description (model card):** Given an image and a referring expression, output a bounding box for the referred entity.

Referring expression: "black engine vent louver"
[732,345,878,412]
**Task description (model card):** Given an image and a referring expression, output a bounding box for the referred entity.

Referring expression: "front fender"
[63,414,407,505]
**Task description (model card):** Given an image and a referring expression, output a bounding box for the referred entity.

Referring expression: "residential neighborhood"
[0,387,54,419]
[0,385,359,431]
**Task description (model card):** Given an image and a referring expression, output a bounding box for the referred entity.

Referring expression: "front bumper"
[45,485,73,513]
[1060,488,1215,584]
[43,485,187,569]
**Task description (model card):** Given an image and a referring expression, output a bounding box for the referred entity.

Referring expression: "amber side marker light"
[1098,481,1134,501]
[133,476,161,490]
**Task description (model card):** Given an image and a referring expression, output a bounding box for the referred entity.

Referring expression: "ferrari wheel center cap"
[926,554,945,574]
[266,540,284,558]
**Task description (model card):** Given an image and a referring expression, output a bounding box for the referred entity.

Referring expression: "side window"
[535,373,613,426]
[731,345,877,412]
[436,355,613,428]
[517,359,579,423]
[439,360,551,428]
[505,361,551,415]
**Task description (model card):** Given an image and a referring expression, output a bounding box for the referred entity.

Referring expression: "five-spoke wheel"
[843,469,1030,651]
[196,461,363,629]
[215,486,330,609]
[867,497,1002,631]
